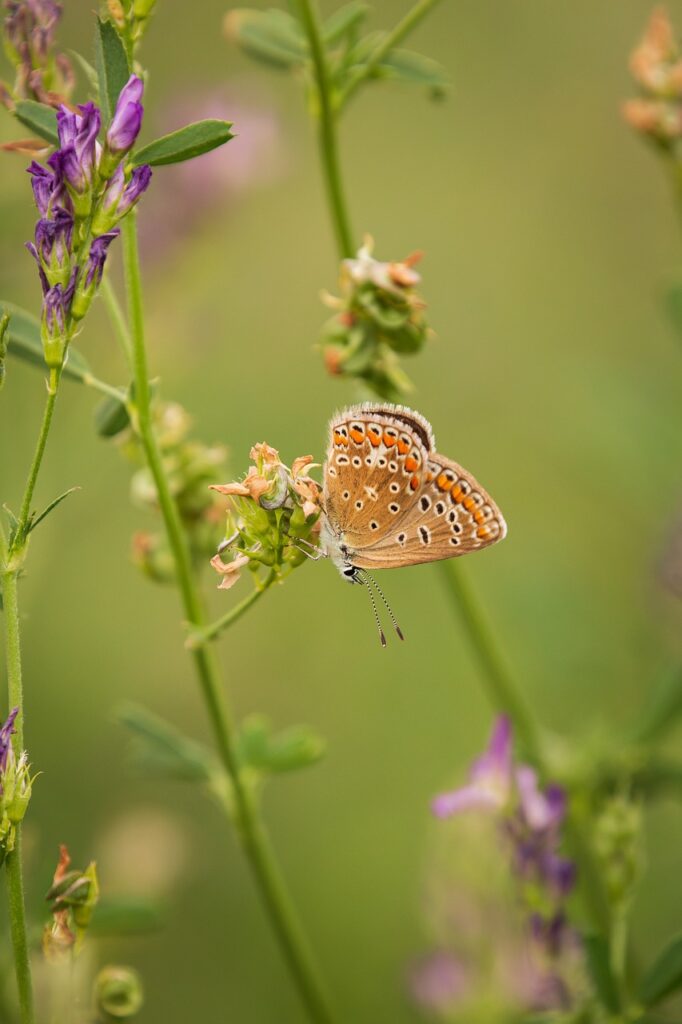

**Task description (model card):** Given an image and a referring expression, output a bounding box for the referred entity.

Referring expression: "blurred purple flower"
[139,83,283,259]
[0,708,18,775]
[432,715,512,818]
[516,765,565,832]
[106,74,144,154]
[408,951,470,1013]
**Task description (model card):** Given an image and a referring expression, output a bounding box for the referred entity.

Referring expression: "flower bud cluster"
[25,75,151,373]
[105,0,157,55]
[624,8,682,144]
[593,796,642,909]
[1,0,74,106]
[209,442,322,591]
[116,401,228,583]
[0,707,34,860]
[43,843,99,960]
[320,237,429,401]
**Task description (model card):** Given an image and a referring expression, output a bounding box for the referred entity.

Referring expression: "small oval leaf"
[638,933,682,1007]
[224,8,307,69]
[132,120,234,167]
[94,17,130,125]
[13,100,58,145]
[94,392,131,437]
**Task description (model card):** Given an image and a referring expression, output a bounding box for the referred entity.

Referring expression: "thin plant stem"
[12,370,60,555]
[296,0,545,766]
[436,561,543,763]
[100,276,133,363]
[119,212,336,1024]
[295,0,354,257]
[186,571,277,649]
[338,0,445,109]
[0,569,35,1024]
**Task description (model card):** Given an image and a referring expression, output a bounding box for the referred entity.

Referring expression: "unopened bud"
[95,965,144,1020]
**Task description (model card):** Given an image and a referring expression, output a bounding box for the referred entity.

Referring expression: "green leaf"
[0,302,91,383]
[132,120,234,167]
[632,665,682,744]
[94,17,130,125]
[13,100,58,145]
[238,715,326,774]
[638,933,682,1007]
[117,703,216,783]
[29,486,80,534]
[69,48,100,98]
[91,897,164,937]
[323,2,369,44]
[225,8,307,69]
[378,47,450,95]
[583,934,621,1014]
[94,392,130,437]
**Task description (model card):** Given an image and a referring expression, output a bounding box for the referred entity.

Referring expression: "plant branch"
[119,212,336,1024]
[0,570,35,1024]
[338,0,445,109]
[186,571,277,649]
[296,0,354,258]
[11,371,60,556]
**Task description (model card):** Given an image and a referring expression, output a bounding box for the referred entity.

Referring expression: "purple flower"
[54,102,100,195]
[431,716,513,818]
[408,951,470,1013]
[84,230,119,289]
[106,74,144,154]
[516,765,566,832]
[29,206,73,278]
[0,708,18,776]
[94,163,152,232]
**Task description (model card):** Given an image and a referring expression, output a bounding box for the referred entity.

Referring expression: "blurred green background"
[1,1,681,1020]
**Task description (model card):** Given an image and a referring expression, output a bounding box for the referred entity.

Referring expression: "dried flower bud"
[95,965,144,1020]
[625,8,682,144]
[44,845,99,957]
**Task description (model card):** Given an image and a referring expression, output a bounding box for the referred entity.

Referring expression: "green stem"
[0,570,35,1024]
[437,561,543,763]
[296,0,354,258]
[11,371,60,555]
[338,0,445,109]
[119,213,336,1024]
[187,571,276,649]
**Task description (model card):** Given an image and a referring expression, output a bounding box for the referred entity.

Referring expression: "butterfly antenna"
[358,574,386,647]
[359,571,405,641]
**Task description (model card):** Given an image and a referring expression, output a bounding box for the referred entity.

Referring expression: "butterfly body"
[320,403,507,578]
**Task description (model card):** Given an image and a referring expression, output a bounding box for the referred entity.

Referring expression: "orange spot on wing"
[404,456,419,473]
[474,508,486,525]
[437,473,451,491]
[368,431,381,447]
[463,495,476,511]
[398,439,410,455]
[409,475,420,491]
[477,522,500,541]
[383,432,397,447]
[451,484,464,503]
[349,427,365,444]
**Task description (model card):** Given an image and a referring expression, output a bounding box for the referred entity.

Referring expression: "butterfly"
[317,403,507,643]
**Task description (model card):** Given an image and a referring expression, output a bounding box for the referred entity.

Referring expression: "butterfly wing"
[324,403,434,549]
[350,453,507,569]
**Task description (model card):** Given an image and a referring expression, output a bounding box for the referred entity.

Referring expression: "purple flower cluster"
[25,75,151,368]
[432,717,576,960]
